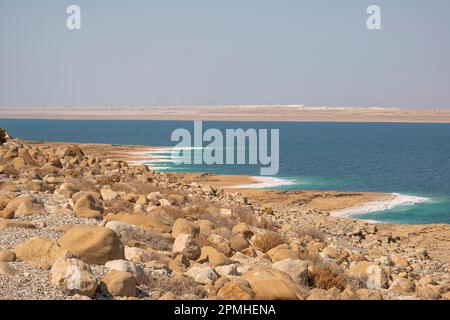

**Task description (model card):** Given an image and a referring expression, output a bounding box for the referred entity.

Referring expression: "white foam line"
[331,193,430,218]
[229,176,297,189]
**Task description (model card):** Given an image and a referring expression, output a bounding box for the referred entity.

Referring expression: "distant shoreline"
[2,105,450,123]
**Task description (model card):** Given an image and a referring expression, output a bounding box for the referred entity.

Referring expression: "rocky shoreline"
[1,128,449,300]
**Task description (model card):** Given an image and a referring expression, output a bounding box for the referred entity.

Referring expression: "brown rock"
[6,194,47,217]
[0,220,36,230]
[348,261,373,279]
[14,237,72,269]
[73,193,104,219]
[0,193,14,210]
[229,233,250,252]
[169,254,189,273]
[242,265,303,300]
[11,157,26,170]
[172,218,200,237]
[101,271,136,297]
[267,244,298,262]
[197,219,215,235]
[217,282,255,300]
[1,207,14,219]
[172,233,201,260]
[391,255,410,267]
[198,246,231,267]
[58,225,125,265]
[51,257,98,297]
[231,223,254,238]
[0,249,16,262]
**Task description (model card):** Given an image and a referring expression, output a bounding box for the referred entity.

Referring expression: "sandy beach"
[2,105,450,123]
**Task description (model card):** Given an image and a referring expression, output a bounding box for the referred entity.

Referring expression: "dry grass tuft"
[253,231,285,252]
[307,263,348,290]
[295,225,326,242]
[104,198,134,214]
[162,205,186,220]
[234,206,255,225]
[143,275,207,298]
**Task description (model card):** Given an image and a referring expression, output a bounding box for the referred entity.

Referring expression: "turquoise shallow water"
[1,119,449,224]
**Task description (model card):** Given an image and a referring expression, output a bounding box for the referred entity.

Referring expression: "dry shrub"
[295,225,326,242]
[104,198,133,214]
[253,231,285,252]
[162,205,186,220]
[132,181,157,195]
[143,275,206,298]
[187,198,236,230]
[255,217,278,231]
[234,206,255,225]
[307,263,348,290]
[298,251,323,265]
[203,210,236,230]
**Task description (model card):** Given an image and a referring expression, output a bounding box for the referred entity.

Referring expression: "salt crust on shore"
[331,193,430,218]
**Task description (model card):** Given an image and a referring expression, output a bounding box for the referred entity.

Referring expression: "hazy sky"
[1,0,449,108]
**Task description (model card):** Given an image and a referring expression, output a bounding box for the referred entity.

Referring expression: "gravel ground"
[0,261,77,300]
[0,192,99,250]
[0,191,103,299]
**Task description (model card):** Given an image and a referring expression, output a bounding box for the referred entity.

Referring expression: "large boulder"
[58,225,125,265]
[73,193,104,219]
[105,213,171,233]
[101,271,136,297]
[242,266,304,300]
[172,233,201,260]
[5,194,47,217]
[14,237,72,269]
[51,257,98,297]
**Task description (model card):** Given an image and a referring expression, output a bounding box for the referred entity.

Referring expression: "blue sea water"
[1,119,449,225]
